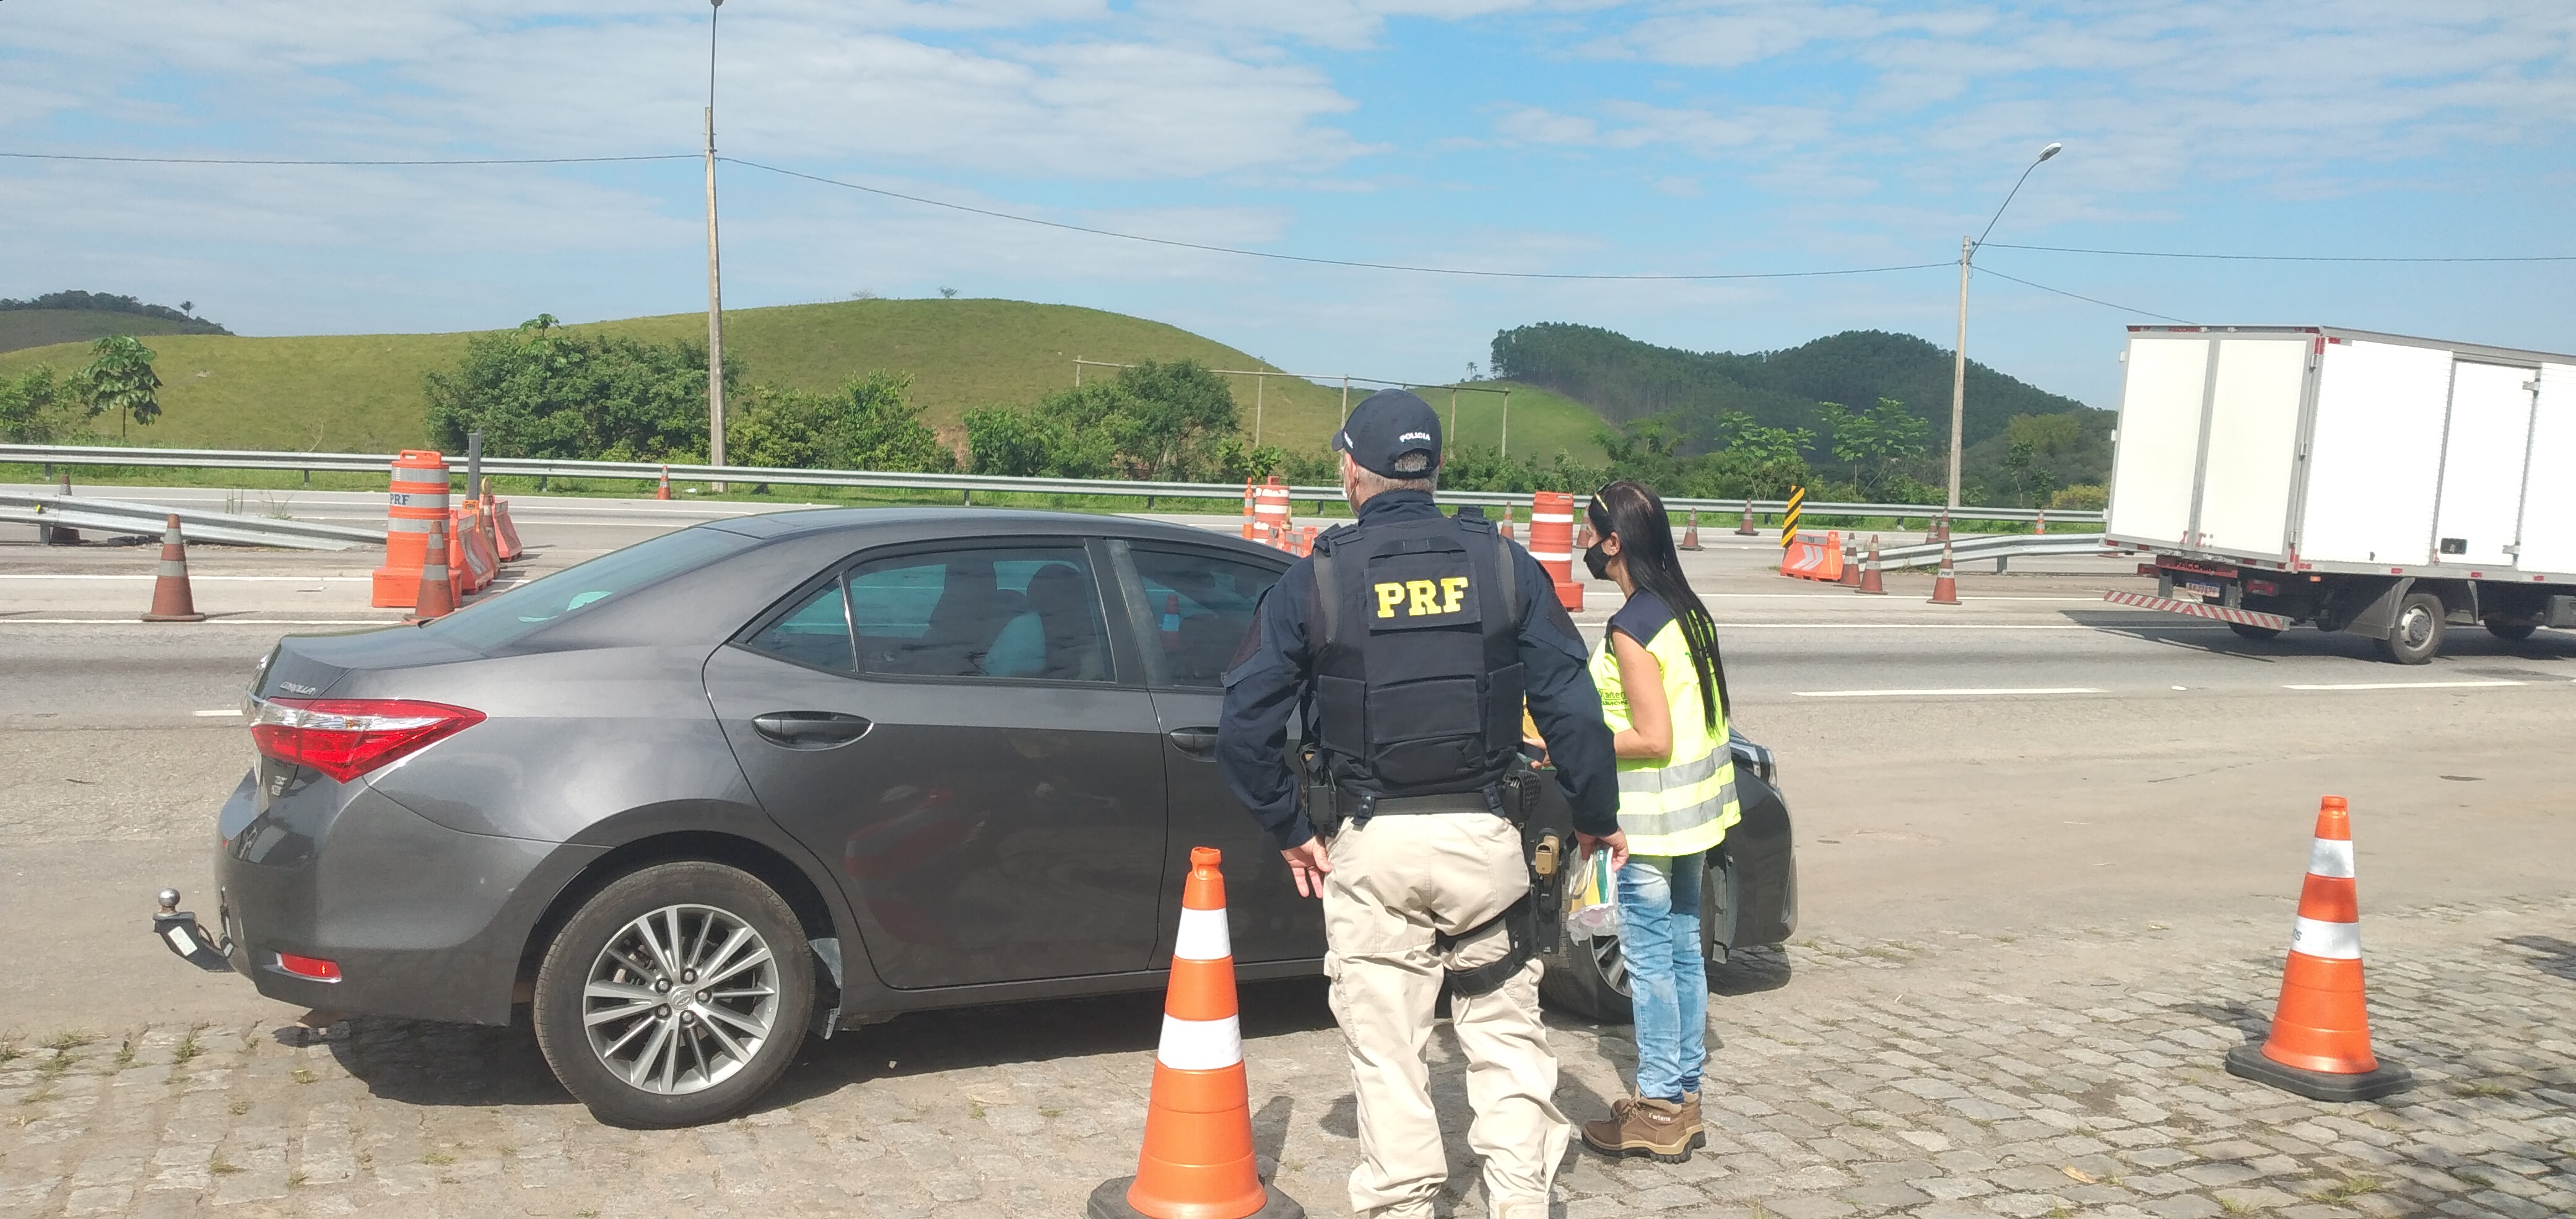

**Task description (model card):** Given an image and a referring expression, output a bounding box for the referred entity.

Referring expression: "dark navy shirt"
[1217,490,1622,850]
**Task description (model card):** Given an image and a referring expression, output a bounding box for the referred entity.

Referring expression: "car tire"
[2227,623,2282,641]
[2373,592,2444,665]
[2487,621,2538,643]
[533,861,814,1129]
[1538,857,1733,1025]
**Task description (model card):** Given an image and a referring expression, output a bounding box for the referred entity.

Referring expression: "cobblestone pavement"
[4,895,2570,1219]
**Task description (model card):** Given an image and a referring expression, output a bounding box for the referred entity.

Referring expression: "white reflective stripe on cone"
[1531,513,1573,524]
[2289,917,2362,960]
[1173,906,1232,963]
[1155,1015,1243,1070]
[2307,837,2356,880]
[1529,551,1572,563]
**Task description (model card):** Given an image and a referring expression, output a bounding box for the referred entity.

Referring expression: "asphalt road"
[5,489,2575,1041]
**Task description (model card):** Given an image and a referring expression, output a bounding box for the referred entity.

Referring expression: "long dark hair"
[1588,480,1728,730]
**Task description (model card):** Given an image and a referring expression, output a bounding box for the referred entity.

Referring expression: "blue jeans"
[1616,853,1706,1103]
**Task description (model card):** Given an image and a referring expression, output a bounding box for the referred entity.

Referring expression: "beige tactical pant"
[1321,811,1570,1219]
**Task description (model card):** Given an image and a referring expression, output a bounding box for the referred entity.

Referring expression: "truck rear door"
[2433,360,2541,569]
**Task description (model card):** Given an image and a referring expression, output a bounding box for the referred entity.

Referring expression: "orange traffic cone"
[2225,798,2414,1102]
[1856,535,1886,595]
[1575,522,1595,549]
[1837,536,1863,587]
[1679,510,1703,551]
[1735,498,1757,536]
[141,515,207,623]
[1091,848,1302,1219]
[656,466,673,500]
[407,525,458,622]
[1928,539,1960,606]
[2034,510,2047,536]
[1499,507,1515,542]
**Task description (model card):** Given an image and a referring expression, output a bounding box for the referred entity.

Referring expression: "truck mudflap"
[2104,589,2291,631]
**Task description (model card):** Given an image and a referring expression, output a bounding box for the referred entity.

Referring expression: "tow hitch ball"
[154,889,235,974]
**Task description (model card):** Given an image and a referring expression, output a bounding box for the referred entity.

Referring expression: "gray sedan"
[157,509,1795,1126]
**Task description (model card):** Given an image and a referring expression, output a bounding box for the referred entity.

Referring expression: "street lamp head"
[2038,141,2062,162]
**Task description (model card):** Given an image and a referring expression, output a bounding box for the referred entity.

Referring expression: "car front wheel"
[533,862,814,1128]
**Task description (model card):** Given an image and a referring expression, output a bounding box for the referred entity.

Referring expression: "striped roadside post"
[1778,486,1805,549]
[372,450,451,608]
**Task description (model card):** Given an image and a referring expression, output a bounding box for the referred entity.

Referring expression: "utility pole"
[1947,141,2060,512]
[1500,388,1512,459]
[1253,374,1264,446]
[1341,375,1351,422]
[703,0,728,492]
[1946,234,1970,512]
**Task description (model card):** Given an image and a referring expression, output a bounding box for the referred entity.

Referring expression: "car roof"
[698,505,1294,561]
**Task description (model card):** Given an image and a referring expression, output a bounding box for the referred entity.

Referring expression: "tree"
[0,366,102,443]
[424,315,736,461]
[75,334,162,438]
[727,371,953,473]
[1815,397,1929,499]
[965,360,1241,481]
[2001,411,2084,504]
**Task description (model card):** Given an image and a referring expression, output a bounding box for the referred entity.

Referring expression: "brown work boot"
[1680,1090,1707,1150]
[1581,1094,1694,1163]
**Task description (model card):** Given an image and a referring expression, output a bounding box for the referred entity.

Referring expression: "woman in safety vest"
[1575,479,1739,1164]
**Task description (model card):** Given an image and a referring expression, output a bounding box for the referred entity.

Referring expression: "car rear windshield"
[421,525,759,650]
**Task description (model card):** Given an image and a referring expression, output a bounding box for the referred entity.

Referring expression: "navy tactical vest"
[1307,510,1524,799]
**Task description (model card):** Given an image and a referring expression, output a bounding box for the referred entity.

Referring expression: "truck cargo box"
[2106,326,2576,579]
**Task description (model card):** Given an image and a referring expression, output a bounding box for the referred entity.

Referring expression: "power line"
[1974,266,2196,325]
[722,157,1954,282]
[0,151,694,166]
[1986,242,2576,264]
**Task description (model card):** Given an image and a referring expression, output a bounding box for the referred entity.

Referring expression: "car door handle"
[753,712,874,748]
[1166,727,1220,758]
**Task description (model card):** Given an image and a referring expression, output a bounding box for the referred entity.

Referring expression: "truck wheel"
[2373,592,2445,665]
[533,862,814,1129]
[2227,623,2282,641]
[2487,621,2538,642]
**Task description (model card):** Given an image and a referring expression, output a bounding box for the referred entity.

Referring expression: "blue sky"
[6,1,2572,408]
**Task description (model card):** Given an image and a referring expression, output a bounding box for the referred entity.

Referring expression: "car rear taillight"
[248,697,485,783]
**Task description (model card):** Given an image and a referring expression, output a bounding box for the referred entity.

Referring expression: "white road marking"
[0,574,373,582]
[193,709,243,717]
[1792,687,2108,698]
[0,619,404,626]
[2282,680,2525,691]
[1707,623,2231,631]
[1696,593,2112,602]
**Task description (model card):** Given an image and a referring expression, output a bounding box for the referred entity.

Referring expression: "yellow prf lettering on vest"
[1375,582,1408,618]
[1406,580,1440,616]
[1439,576,1469,613]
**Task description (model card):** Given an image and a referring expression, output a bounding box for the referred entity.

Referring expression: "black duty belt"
[1359,790,1502,816]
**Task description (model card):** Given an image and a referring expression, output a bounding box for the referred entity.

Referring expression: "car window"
[422,525,757,650]
[744,578,855,673]
[1125,546,1283,688]
[846,546,1110,681]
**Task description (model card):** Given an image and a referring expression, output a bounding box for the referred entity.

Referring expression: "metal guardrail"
[0,493,384,551]
[1868,532,2124,569]
[0,443,2105,525]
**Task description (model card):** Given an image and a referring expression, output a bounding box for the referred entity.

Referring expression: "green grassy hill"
[0,297,1619,465]
[0,309,228,356]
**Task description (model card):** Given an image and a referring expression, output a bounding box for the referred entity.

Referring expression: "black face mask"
[1582,539,1611,580]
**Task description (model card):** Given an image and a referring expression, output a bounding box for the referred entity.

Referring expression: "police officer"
[1219,390,1622,1219]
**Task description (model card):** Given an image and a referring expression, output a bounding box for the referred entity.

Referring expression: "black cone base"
[2225,1042,2414,1103]
[1087,1177,1305,1219]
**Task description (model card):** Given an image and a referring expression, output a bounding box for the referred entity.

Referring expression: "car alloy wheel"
[533,861,814,1127]
[583,904,780,1094]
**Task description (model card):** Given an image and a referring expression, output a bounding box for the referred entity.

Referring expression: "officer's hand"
[1281,838,1333,898]
[1577,830,1629,872]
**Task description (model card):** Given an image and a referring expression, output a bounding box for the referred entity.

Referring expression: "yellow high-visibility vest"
[1588,592,1738,857]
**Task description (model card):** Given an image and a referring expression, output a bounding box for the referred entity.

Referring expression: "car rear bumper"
[209,782,604,1026]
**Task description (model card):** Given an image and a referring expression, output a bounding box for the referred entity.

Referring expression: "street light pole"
[1945,141,2061,512]
[703,0,728,491]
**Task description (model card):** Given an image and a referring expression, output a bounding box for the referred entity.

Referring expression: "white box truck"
[2102,325,2576,663]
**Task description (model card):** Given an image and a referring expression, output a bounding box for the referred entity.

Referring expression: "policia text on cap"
[1217,390,1622,1219]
